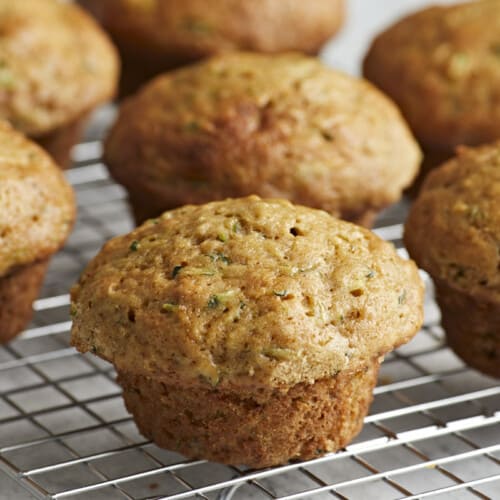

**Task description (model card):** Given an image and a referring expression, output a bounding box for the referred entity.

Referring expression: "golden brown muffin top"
[0,120,75,277]
[105,52,421,222]
[79,0,344,59]
[0,0,119,136]
[404,142,500,300]
[364,0,500,151]
[71,197,424,389]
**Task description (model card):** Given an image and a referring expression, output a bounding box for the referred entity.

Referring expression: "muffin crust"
[72,196,424,465]
[72,197,423,388]
[0,120,75,277]
[105,52,421,226]
[0,120,75,341]
[364,0,500,153]
[0,0,119,137]
[405,142,500,377]
[79,0,344,94]
[404,144,500,299]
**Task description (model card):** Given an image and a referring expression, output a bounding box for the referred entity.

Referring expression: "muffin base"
[34,114,89,169]
[118,360,379,468]
[435,280,500,378]
[0,259,50,343]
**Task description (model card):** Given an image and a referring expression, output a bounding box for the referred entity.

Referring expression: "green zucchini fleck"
[232,220,242,233]
[207,295,220,309]
[182,18,213,34]
[162,303,179,313]
[184,121,200,132]
[207,290,237,308]
[209,252,231,264]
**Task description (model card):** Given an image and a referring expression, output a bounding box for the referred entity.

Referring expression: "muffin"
[78,0,345,96]
[0,0,119,168]
[404,142,500,378]
[104,52,421,227]
[0,121,75,343]
[71,196,424,467]
[364,0,500,185]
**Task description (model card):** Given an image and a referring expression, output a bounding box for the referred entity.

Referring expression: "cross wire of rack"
[0,139,499,500]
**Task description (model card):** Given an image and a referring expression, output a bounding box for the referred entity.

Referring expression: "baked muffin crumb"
[0,0,119,166]
[405,142,500,377]
[364,1,500,153]
[0,120,75,342]
[72,196,424,465]
[105,52,421,226]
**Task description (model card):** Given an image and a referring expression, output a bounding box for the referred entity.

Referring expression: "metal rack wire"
[0,138,499,500]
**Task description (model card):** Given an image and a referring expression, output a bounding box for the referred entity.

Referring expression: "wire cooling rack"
[0,130,499,500]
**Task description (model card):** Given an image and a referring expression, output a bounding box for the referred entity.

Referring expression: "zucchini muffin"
[404,142,500,378]
[0,0,119,168]
[105,52,421,227]
[364,0,500,182]
[78,0,345,96]
[71,196,424,467]
[0,121,75,343]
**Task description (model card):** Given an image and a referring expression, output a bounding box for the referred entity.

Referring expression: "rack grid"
[0,138,498,500]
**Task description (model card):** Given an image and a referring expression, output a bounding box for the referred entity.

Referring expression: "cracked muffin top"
[71,196,424,389]
[364,0,500,152]
[79,0,344,62]
[0,0,119,136]
[0,120,75,277]
[404,142,500,300]
[105,52,421,225]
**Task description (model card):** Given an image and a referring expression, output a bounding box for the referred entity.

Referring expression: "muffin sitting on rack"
[78,0,345,96]
[0,0,119,168]
[0,121,75,343]
[405,142,500,378]
[71,196,424,467]
[104,52,421,227]
[364,0,500,185]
